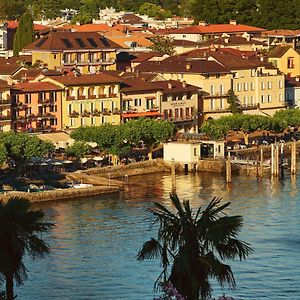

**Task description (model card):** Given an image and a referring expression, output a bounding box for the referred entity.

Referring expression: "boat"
[72,183,93,189]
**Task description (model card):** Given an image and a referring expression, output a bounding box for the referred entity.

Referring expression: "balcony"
[62,60,76,66]
[241,104,259,110]
[0,114,10,121]
[88,95,97,99]
[109,93,117,98]
[69,111,79,118]
[26,114,37,120]
[203,107,230,113]
[91,109,101,116]
[38,99,52,105]
[112,108,122,115]
[0,99,11,106]
[166,115,195,122]
[81,110,91,117]
[37,112,55,119]
[78,95,86,100]
[101,59,115,64]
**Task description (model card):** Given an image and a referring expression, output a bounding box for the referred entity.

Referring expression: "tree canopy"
[150,36,175,55]
[65,141,91,159]
[70,118,176,159]
[200,114,287,143]
[1,0,298,29]
[137,193,252,299]
[0,132,54,170]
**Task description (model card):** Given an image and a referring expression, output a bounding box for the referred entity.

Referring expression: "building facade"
[40,73,122,130]
[11,82,63,133]
[0,80,11,132]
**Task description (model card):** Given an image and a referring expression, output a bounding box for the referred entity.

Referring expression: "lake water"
[17,170,300,299]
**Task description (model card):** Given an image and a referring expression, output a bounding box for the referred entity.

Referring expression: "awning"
[122,111,161,118]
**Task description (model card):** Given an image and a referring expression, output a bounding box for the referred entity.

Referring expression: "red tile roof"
[66,24,111,32]
[7,20,50,32]
[286,77,300,88]
[121,78,160,94]
[262,29,300,37]
[0,63,22,75]
[49,73,121,86]
[24,30,121,51]
[166,23,265,35]
[150,80,200,93]
[12,82,62,93]
[135,56,231,74]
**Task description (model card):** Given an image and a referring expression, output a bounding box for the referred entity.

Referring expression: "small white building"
[163,139,225,171]
[285,77,300,108]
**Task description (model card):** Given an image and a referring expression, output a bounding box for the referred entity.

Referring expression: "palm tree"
[0,197,54,300]
[137,193,253,300]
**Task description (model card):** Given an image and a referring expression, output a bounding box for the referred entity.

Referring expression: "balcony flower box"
[69,111,79,118]
[109,93,117,98]
[67,96,75,101]
[89,95,97,99]
[91,109,101,116]
[78,95,86,100]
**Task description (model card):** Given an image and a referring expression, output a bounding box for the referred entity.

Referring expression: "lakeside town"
[0,1,300,299]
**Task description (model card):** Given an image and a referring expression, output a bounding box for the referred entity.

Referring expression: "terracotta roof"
[12,68,43,81]
[12,82,62,93]
[7,20,50,32]
[0,63,22,75]
[121,78,160,94]
[122,111,161,118]
[197,36,267,47]
[49,73,121,86]
[172,39,198,47]
[24,31,121,51]
[262,29,300,37]
[108,36,152,49]
[121,13,144,25]
[131,51,165,62]
[135,56,231,74]
[66,24,111,32]
[285,77,300,88]
[181,48,273,70]
[269,45,293,58]
[150,80,200,93]
[1,55,32,65]
[166,23,265,35]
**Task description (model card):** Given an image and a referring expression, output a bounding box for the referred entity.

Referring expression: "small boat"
[73,183,93,189]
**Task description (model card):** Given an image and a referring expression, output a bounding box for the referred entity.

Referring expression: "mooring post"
[226,155,232,183]
[171,158,176,191]
[246,157,250,175]
[291,141,297,175]
[260,148,264,177]
[271,144,275,176]
[275,144,280,177]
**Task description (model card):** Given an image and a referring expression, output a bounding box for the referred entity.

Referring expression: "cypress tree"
[13,12,34,57]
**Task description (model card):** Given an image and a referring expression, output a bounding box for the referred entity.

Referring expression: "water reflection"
[18,170,300,300]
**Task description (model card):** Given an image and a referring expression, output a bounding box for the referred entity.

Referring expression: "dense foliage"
[70,118,175,159]
[0,197,54,300]
[273,109,300,127]
[150,36,175,55]
[200,114,287,143]
[0,132,54,170]
[0,0,298,29]
[137,193,252,299]
[66,141,91,158]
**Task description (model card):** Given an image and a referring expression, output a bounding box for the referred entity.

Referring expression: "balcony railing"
[166,115,195,122]
[0,115,10,121]
[37,113,55,119]
[0,100,11,105]
[66,95,75,101]
[109,93,117,98]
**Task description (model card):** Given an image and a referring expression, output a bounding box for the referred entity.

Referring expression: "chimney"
[186,62,191,70]
[229,20,237,25]
[182,81,186,88]
[168,82,172,89]
[198,20,207,26]
[296,77,300,82]
[224,37,229,44]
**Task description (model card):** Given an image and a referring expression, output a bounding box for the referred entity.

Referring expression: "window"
[70,118,75,127]
[53,54,57,59]
[62,39,73,48]
[183,34,186,38]
[81,118,85,126]
[111,101,115,111]
[237,83,241,92]
[250,96,254,105]
[134,98,141,106]
[80,103,84,114]
[219,85,224,94]
[261,82,265,90]
[267,95,271,103]
[87,38,98,48]
[210,99,214,111]
[99,37,110,47]
[279,80,283,89]
[244,83,248,91]
[90,103,94,111]
[251,69,255,77]
[210,85,214,95]
[75,38,86,48]
[91,117,95,125]
[251,82,255,90]
[267,81,272,89]
[244,96,248,106]
[25,94,31,104]
[68,104,72,114]
[279,93,283,102]
[77,53,84,62]
[194,148,197,156]
[287,57,294,69]
[261,95,264,103]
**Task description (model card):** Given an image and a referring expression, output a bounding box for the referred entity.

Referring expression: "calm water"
[17,170,300,299]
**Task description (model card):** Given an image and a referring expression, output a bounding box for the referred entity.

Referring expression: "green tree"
[138,3,171,20]
[273,109,300,127]
[66,141,91,159]
[0,132,54,172]
[0,143,7,167]
[227,89,242,114]
[150,36,175,55]
[0,197,54,300]
[13,12,34,56]
[40,0,63,19]
[137,193,252,300]
[0,0,25,20]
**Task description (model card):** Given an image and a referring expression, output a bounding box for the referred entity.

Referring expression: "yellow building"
[39,73,121,130]
[268,45,300,77]
[136,49,286,119]
[0,79,11,132]
[25,31,120,74]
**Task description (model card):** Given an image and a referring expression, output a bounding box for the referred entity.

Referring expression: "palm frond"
[136,238,162,261]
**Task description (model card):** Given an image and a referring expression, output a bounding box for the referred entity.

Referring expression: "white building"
[285,77,300,107]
